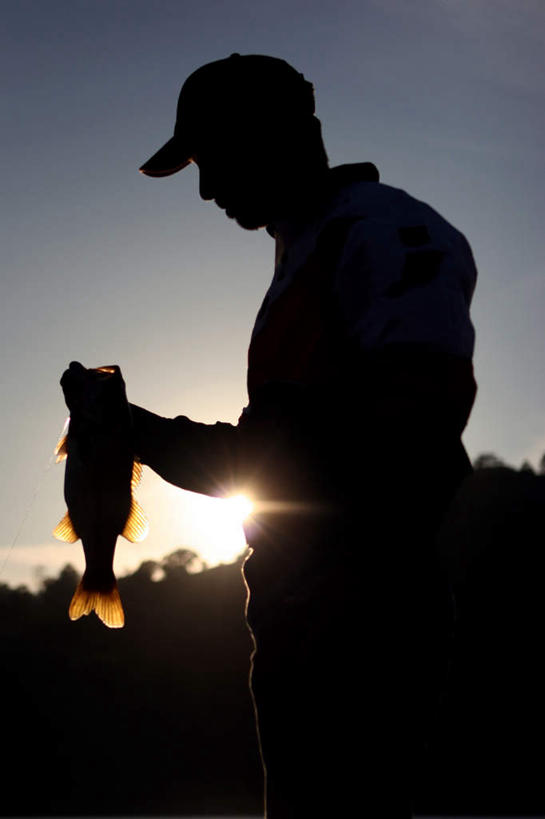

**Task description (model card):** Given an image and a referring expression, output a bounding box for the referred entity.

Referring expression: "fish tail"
[69,578,125,629]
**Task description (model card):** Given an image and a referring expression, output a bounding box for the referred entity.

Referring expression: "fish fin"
[122,497,149,543]
[131,458,143,492]
[54,435,68,463]
[54,416,70,462]
[53,511,79,543]
[69,581,125,629]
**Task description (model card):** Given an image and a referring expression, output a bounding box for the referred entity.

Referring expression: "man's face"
[191,122,288,230]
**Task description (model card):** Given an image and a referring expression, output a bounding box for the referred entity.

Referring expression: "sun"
[224,494,254,522]
[194,493,253,565]
[135,480,256,571]
[172,491,254,567]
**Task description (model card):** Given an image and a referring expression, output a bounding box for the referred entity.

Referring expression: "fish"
[53,362,148,628]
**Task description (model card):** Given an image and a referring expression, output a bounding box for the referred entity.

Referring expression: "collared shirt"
[131,163,478,510]
[247,163,477,402]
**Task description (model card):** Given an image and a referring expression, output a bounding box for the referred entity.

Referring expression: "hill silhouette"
[421,461,545,815]
[2,454,545,815]
[1,550,263,816]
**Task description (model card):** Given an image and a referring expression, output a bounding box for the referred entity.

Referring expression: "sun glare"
[193,493,253,564]
[225,493,254,522]
[184,492,254,566]
[141,482,256,571]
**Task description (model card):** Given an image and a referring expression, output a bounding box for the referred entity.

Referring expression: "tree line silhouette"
[2,452,545,815]
[1,551,262,816]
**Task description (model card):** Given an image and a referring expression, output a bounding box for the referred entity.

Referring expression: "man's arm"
[333,213,478,437]
[130,404,243,498]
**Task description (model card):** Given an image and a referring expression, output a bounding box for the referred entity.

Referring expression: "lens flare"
[226,493,254,521]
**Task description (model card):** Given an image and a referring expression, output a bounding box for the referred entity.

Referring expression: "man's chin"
[235,215,267,230]
[222,204,270,231]
[227,211,268,231]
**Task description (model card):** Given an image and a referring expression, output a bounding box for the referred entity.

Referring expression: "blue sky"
[2,0,544,588]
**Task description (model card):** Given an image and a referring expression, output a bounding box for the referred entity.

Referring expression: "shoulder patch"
[398,225,431,247]
[386,249,444,298]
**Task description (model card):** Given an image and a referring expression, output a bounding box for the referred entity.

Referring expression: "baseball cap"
[139,53,316,178]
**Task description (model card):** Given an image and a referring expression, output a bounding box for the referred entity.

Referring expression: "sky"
[2,0,544,589]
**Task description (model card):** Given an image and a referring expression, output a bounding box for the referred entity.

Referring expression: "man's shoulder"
[324,163,466,240]
[328,162,380,188]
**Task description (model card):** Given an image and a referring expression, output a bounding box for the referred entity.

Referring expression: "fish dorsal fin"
[54,417,70,463]
[131,458,143,492]
[122,498,149,543]
[54,435,68,463]
[53,511,79,543]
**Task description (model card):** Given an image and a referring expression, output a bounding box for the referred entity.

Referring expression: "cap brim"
[139,136,192,178]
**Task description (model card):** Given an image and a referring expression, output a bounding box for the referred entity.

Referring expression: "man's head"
[140,54,329,229]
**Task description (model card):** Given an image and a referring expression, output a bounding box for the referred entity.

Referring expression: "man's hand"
[60,362,128,426]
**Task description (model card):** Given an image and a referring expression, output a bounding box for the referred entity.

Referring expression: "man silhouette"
[134,54,477,817]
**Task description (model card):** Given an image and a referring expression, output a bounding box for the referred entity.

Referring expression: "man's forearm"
[130,404,242,498]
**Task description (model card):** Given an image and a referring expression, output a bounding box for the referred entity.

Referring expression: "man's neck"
[266,164,330,231]
[266,162,380,240]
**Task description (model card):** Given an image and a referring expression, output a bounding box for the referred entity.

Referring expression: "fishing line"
[0,416,69,584]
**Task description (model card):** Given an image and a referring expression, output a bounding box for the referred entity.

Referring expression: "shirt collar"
[266,162,380,245]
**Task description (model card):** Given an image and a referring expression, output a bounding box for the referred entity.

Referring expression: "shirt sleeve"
[332,216,478,436]
[333,215,477,359]
[130,404,243,497]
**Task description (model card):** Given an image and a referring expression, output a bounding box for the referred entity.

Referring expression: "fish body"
[54,362,148,628]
